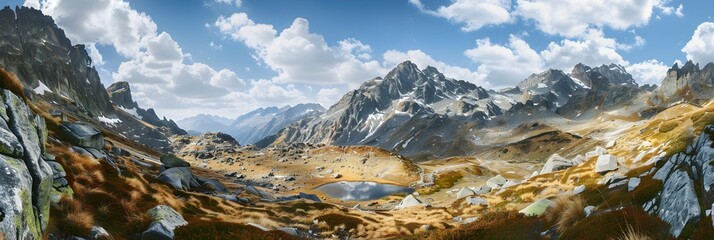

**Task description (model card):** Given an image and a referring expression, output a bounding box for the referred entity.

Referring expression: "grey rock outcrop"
[644,125,714,238]
[0,89,53,239]
[59,122,105,149]
[141,205,187,240]
[540,153,575,174]
[160,154,190,169]
[157,167,200,191]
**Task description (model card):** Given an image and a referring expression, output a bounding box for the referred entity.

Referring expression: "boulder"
[395,195,425,209]
[245,185,274,200]
[141,221,173,240]
[606,140,617,148]
[540,153,574,174]
[141,205,187,240]
[196,177,228,193]
[46,161,66,179]
[70,146,93,158]
[89,226,110,240]
[465,196,488,206]
[584,206,596,216]
[147,205,188,229]
[627,177,641,192]
[159,154,190,169]
[519,198,553,217]
[83,147,107,160]
[456,187,476,199]
[486,175,507,189]
[585,146,607,159]
[157,167,200,191]
[58,122,105,149]
[298,192,321,202]
[472,185,491,194]
[595,154,618,173]
[502,180,519,189]
[571,155,585,164]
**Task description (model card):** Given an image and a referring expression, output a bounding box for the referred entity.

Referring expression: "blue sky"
[7,0,714,119]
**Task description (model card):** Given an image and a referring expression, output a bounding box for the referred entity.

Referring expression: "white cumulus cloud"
[464,35,544,87]
[516,0,672,37]
[682,22,714,65]
[410,0,512,32]
[626,59,670,85]
[214,13,386,87]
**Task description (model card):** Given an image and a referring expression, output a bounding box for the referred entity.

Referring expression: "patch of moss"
[418,171,463,195]
[658,121,678,133]
[664,135,694,158]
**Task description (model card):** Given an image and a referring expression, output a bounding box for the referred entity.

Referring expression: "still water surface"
[315,181,414,201]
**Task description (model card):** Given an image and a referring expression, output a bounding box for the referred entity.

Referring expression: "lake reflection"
[315,181,414,201]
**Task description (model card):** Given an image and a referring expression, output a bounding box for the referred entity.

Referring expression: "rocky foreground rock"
[0,89,55,239]
[645,125,714,238]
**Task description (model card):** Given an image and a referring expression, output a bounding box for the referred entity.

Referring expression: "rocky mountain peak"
[384,61,425,90]
[107,81,137,109]
[0,6,115,117]
[593,63,637,88]
[656,60,714,104]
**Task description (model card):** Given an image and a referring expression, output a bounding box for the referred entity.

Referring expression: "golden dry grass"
[613,225,654,240]
[51,196,95,237]
[0,67,25,97]
[543,195,587,234]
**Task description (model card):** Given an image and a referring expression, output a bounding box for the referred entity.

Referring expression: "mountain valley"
[1,4,714,240]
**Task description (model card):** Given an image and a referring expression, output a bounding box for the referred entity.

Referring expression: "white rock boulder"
[595,154,618,173]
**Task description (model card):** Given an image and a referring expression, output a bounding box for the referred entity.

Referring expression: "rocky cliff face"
[644,125,714,238]
[106,81,186,136]
[0,6,115,117]
[655,61,714,105]
[0,88,56,239]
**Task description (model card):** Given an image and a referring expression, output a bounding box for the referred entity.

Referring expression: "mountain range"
[262,59,709,160]
[177,103,324,145]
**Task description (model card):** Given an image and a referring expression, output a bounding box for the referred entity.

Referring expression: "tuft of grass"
[0,67,25,97]
[559,207,672,240]
[614,225,654,240]
[543,195,587,234]
[51,196,95,238]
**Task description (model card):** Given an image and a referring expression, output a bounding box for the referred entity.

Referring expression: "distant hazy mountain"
[226,103,325,145]
[178,104,325,145]
[176,114,234,134]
